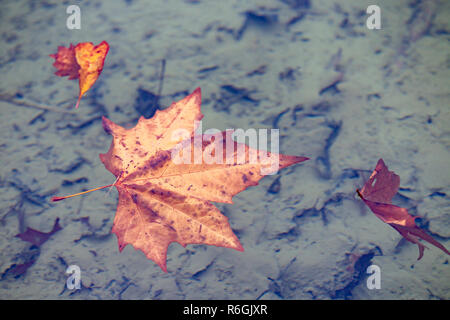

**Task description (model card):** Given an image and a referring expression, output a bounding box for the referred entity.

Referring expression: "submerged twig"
[152,58,166,112]
[0,94,77,114]
[157,59,166,95]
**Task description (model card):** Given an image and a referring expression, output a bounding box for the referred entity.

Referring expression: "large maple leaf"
[50,41,109,109]
[52,88,308,271]
[357,159,450,260]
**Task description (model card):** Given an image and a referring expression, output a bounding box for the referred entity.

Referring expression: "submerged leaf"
[16,218,62,247]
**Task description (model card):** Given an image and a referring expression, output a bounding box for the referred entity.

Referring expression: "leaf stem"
[75,94,82,109]
[51,184,114,202]
[356,189,364,199]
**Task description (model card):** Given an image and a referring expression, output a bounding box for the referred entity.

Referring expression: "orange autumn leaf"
[74,42,109,108]
[357,159,450,260]
[52,88,308,272]
[50,41,109,109]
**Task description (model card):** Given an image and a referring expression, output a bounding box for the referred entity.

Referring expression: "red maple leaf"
[49,44,80,80]
[50,41,109,109]
[52,88,308,271]
[357,159,450,260]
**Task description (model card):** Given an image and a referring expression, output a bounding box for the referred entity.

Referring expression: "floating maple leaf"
[50,41,109,109]
[52,88,308,272]
[357,159,450,260]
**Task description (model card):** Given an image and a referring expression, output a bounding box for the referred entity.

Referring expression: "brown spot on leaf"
[148,151,170,169]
